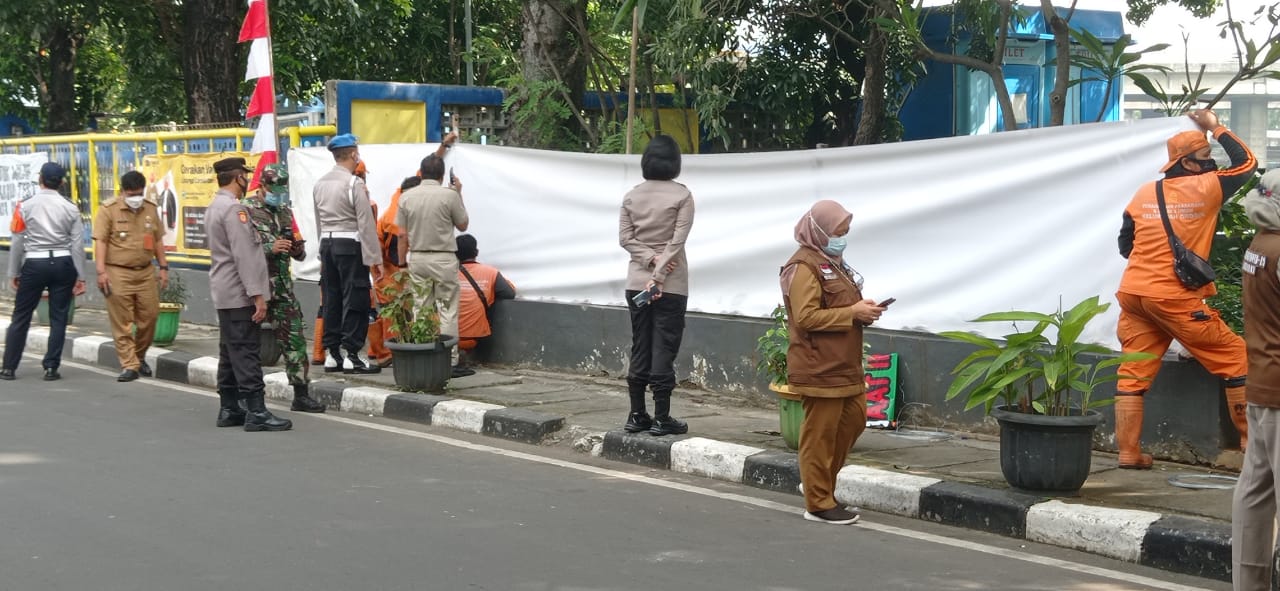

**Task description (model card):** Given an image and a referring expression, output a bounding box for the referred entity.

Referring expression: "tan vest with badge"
[782,247,865,391]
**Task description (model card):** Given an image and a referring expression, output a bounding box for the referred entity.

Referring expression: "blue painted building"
[900,6,1126,140]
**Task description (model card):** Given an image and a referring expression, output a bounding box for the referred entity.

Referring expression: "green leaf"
[939,331,999,349]
[971,311,1056,324]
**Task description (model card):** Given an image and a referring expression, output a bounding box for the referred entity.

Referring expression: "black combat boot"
[243,393,293,432]
[649,390,688,436]
[624,378,651,433]
[216,387,247,428]
[290,383,326,413]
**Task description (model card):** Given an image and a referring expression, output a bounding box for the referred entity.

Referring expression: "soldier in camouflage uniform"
[242,164,326,413]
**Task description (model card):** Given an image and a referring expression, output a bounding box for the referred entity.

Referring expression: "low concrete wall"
[22,267,1237,465]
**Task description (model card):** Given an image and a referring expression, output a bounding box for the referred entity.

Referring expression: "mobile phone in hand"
[631,283,661,308]
[448,167,457,186]
[878,297,896,308]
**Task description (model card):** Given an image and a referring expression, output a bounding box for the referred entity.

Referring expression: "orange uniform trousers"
[799,394,867,513]
[1115,292,1246,393]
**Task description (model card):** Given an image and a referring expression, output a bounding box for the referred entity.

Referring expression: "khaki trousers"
[800,394,867,512]
[1233,403,1280,591]
[104,266,158,371]
[407,251,460,342]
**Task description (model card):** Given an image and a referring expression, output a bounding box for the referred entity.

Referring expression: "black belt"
[106,263,151,271]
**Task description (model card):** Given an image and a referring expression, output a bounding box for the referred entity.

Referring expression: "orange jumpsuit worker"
[1115,108,1257,469]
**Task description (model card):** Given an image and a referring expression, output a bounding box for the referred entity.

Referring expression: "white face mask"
[124,195,145,210]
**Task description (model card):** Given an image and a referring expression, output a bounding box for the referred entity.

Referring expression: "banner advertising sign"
[140,152,261,260]
[0,152,48,239]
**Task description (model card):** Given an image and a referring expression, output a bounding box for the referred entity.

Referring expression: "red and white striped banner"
[240,0,277,187]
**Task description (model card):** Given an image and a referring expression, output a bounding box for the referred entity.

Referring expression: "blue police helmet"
[327,133,359,151]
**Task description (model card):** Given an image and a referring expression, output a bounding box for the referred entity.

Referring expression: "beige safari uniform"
[92,197,164,371]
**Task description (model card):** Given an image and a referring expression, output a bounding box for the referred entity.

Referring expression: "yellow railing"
[0,125,336,266]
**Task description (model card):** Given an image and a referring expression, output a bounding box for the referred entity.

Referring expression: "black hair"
[419,154,445,182]
[401,176,423,192]
[120,171,147,192]
[216,171,242,187]
[641,135,681,181]
[456,234,478,262]
[331,146,358,162]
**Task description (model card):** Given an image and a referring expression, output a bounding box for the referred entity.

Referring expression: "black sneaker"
[117,369,140,382]
[138,361,153,377]
[0,368,13,380]
[451,365,476,378]
[649,416,688,436]
[343,351,381,375]
[803,507,860,525]
[43,368,60,381]
[624,412,652,433]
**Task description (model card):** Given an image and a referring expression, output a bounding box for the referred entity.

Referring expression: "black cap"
[39,162,66,185]
[213,157,252,174]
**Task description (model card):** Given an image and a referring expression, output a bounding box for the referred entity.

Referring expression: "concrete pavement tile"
[186,356,220,388]
[742,452,801,494]
[383,393,451,424]
[918,481,1045,537]
[1025,500,1162,563]
[1140,515,1231,582]
[445,372,524,391]
[482,408,565,444]
[602,430,679,469]
[855,443,997,470]
[1074,464,1234,523]
[440,384,594,407]
[155,351,198,383]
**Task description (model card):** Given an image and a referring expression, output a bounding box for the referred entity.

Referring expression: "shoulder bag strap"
[459,264,491,317]
[1154,180,1184,254]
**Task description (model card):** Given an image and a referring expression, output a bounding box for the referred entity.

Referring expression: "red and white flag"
[240,0,276,189]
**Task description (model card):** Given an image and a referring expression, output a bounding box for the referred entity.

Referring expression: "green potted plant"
[153,272,188,346]
[36,291,76,326]
[940,295,1155,493]
[379,270,457,392]
[756,305,803,450]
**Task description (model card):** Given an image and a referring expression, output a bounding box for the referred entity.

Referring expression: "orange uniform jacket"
[1118,127,1257,299]
[457,261,517,344]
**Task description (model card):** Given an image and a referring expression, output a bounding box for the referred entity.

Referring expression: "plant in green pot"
[379,270,457,392]
[153,272,188,346]
[756,305,803,450]
[940,295,1154,493]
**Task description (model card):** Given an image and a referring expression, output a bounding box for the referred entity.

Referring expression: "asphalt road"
[0,360,1227,591]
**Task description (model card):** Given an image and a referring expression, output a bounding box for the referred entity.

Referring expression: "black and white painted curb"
[6,323,1233,583]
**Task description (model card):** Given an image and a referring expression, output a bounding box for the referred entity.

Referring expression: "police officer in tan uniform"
[94,171,169,382]
[313,133,383,374]
[207,157,291,432]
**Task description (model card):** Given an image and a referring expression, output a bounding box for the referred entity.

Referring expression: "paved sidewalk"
[0,304,1244,583]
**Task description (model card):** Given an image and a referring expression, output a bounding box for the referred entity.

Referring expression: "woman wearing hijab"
[781,200,884,525]
[618,135,694,436]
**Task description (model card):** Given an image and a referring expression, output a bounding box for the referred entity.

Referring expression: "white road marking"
[46,356,1213,591]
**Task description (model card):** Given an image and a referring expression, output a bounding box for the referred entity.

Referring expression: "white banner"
[0,152,48,239]
[288,117,1196,348]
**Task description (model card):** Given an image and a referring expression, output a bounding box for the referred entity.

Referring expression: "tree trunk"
[43,18,85,133]
[509,0,588,148]
[1043,0,1075,127]
[853,11,888,146]
[182,0,242,124]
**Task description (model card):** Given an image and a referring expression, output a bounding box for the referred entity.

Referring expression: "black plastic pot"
[387,336,459,393]
[991,405,1103,494]
[259,323,283,367]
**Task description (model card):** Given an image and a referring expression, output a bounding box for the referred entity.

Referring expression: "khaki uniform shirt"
[312,165,381,266]
[92,198,163,268]
[619,180,694,295]
[396,180,468,253]
[207,189,270,309]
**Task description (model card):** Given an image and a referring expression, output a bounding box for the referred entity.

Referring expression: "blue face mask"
[823,236,847,257]
[264,192,289,208]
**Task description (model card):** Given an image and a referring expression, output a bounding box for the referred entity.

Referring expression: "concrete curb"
[3,326,1235,583]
